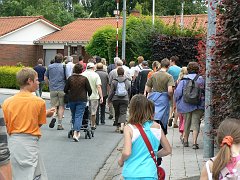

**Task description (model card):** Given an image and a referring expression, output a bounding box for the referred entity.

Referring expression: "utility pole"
[115,0,120,58]
[122,0,126,60]
[203,0,217,159]
[180,0,184,30]
[152,0,155,25]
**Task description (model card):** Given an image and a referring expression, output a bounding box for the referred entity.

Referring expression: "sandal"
[180,136,184,144]
[192,144,199,149]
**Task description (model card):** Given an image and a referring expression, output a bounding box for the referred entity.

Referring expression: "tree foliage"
[210,0,240,125]
[85,16,203,64]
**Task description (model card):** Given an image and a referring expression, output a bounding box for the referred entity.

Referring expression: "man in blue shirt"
[45,53,66,130]
[167,56,181,128]
[33,58,46,97]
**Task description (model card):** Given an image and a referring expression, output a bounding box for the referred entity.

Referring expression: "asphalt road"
[0,94,122,180]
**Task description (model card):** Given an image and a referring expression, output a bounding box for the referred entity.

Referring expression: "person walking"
[118,94,172,179]
[45,53,66,130]
[34,58,46,97]
[108,67,131,133]
[2,68,55,180]
[64,64,92,142]
[200,118,240,179]
[95,63,109,125]
[82,62,103,129]
[174,62,205,149]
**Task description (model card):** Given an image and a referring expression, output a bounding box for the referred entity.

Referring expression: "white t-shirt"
[82,69,102,100]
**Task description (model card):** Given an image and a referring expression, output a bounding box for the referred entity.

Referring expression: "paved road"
[0,94,122,180]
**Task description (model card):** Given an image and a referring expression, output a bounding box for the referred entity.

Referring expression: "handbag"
[135,123,165,180]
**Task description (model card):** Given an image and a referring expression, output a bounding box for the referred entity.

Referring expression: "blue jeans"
[69,101,87,131]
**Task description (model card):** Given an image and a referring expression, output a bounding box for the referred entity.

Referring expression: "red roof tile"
[38,14,207,43]
[38,17,122,43]
[0,16,61,37]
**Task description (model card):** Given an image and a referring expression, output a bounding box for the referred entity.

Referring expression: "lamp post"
[152,0,155,25]
[122,0,126,60]
[203,0,217,159]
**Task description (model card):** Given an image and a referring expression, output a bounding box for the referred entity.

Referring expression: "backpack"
[183,75,202,105]
[114,79,128,97]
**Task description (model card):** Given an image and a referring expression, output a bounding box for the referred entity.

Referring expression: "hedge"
[0,66,48,91]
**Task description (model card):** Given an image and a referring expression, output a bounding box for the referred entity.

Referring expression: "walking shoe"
[183,142,189,147]
[173,124,179,128]
[192,144,199,149]
[57,125,64,130]
[101,122,105,125]
[49,118,56,128]
[168,118,173,127]
[108,115,113,119]
[73,135,79,142]
[91,126,96,130]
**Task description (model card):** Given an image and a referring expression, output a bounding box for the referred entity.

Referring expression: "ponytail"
[212,144,231,179]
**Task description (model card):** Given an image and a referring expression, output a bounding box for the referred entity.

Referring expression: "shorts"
[50,91,65,107]
[89,100,99,115]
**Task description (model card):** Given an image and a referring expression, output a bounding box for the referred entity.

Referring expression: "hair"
[152,61,161,71]
[117,67,124,76]
[187,62,199,74]
[88,58,95,64]
[68,56,73,62]
[161,58,170,68]
[16,68,37,87]
[101,58,107,65]
[146,100,155,120]
[129,61,135,68]
[95,56,101,63]
[178,67,188,81]
[170,56,179,64]
[137,56,144,64]
[50,59,55,64]
[96,63,103,70]
[37,58,43,65]
[114,57,121,64]
[73,64,83,74]
[116,59,123,66]
[128,94,150,124]
[55,53,63,63]
[79,55,83,61]
[212,118,240,179]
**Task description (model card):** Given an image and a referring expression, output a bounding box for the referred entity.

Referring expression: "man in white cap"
[82,62,103,129]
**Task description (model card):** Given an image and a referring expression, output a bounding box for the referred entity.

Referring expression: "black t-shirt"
[34,65,46,82]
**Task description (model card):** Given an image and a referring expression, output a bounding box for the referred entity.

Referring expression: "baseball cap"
[87,62,95,69]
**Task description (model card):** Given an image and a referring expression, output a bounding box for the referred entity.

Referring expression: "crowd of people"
[0,53,239,180]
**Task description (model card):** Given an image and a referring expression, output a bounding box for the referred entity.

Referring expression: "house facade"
[0,16,61,66]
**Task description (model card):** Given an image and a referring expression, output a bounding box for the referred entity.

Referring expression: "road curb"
[95,137,124,180]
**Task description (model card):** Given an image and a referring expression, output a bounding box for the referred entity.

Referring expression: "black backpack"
[183,75,202,105]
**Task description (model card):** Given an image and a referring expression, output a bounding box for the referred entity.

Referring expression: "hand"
[46,108,55,117]
[100,97,103,104]
[118,158,124,167]
[107,101,112,107]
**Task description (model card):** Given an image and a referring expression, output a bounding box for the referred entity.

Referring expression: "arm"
[97,85,103,104]
[64,79,70,94]
[118,125,132,167]
[174,80,184,101]
[107,82,115,103]
[44,68,49,85]
[167,86,173,99]
[85,79,92,97]
[200,164,209,180]
[157,130,172,158]
[46,108,55,118]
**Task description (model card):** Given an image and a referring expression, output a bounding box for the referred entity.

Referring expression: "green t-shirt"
[146,71,175,92]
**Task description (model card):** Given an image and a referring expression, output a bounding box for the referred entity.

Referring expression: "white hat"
[87,62,95,69]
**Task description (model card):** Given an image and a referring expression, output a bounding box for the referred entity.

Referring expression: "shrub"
[0,66,22,89]
[211,0,240,126]
[0,66,49,91]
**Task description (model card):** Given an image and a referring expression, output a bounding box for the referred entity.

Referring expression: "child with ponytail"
[200,118,240,179]
[118,94,171,179]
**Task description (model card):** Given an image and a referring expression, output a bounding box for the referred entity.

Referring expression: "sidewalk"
[0,88,50,99]
[96,125,204,180]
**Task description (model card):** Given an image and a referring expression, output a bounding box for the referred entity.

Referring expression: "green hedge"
[0,66,49,91]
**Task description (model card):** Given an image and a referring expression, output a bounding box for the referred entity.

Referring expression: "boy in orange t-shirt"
[2,68,54,180]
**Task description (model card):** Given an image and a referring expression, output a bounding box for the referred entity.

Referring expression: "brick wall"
[0,44,44,67]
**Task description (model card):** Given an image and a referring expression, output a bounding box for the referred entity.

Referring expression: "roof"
[160,14,207,30]
[37,14,207,44]
[0,16,61,37]
[37,17,123,44]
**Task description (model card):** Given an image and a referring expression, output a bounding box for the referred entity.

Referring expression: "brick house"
[0,16,61,66]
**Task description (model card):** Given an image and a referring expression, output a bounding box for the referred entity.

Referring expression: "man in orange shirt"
[2,68,54,180]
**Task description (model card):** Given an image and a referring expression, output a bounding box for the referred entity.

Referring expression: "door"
[45,49,57,66]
